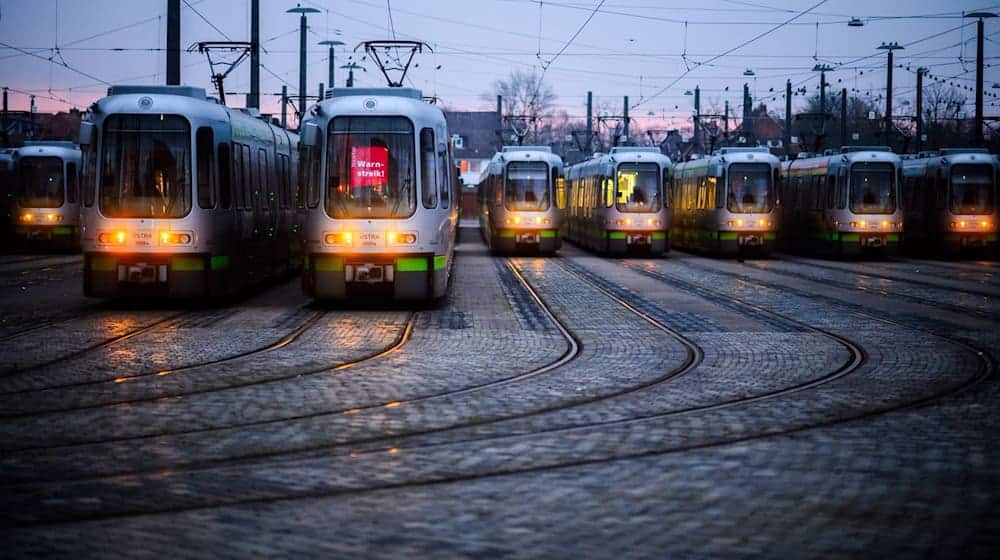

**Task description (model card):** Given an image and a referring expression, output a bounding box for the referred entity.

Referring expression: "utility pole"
[2,87,7,144]
[248,0,260,108]
[784,79,792,153]
[166,0,180,85]
[586,91,593,154]
[915,68,925,153]
[693,86,701,153]
[965,12,997,147]
[287,5,320,127]
[724,100,730,143]
[318,83,324,102]
[840,88,848,147]
[878,42,903,148]
[742,83,751,144]
[281,85,288,128]
[319,40,345,89]
[341,63,362,88]
[623,96,629,145]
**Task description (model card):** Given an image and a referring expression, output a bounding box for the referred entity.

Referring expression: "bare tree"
[483,69,557,144]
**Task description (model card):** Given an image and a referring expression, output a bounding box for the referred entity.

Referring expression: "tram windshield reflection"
[850,162,896,214]
[949,164,994,215]
[99,114,191,218]
[326,116,416,219]
[726,163,772,213]
[504,161,550,211]
[616,162,661,213]
[18,156,64,208]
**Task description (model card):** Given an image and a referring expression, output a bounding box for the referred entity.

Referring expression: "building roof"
[444,111,499,159]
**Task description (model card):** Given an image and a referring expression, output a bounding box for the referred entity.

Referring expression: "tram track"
[724,256,998,320]
[0,311,193,377]
[776,256,1000,300]
[1,252,989,523]
[0,308,331,415]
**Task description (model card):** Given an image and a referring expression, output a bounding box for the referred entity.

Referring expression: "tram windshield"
[326,117,416,219]
[100,114,191,218]
[616,162,661,213]
[726,163,772,213]
[504,161,550,211]
[17,157,64,208]
[849,162,896,214]
[949,164,994,215]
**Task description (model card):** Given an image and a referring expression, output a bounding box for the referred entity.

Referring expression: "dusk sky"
[1,0,998,130]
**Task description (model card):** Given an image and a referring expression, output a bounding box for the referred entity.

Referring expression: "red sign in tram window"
[351,145,389,187]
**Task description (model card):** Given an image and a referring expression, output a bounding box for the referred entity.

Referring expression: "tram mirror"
[79,122,95,146]
[301,123,320,147]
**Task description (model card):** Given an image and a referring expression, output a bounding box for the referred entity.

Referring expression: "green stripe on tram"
[718,232,738,241]
[397,257,429,272]
[608,231,627,240]
[540,230,556,238]
[90,255,116,271]
[839,233,861,242]
[171,256,205,271]
[433,255,448,270]
[498,230,516,238]
[314,256,344,272]
[652,232,666,240]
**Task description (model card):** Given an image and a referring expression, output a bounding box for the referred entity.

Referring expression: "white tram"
[781,147,903,257]
[671,147,780,256]
[563,147,671,255]
[9,141,82,249]
[79,85,301,298]
[901,148,998,255]
[299,87,458,301]
[477,146,565,254]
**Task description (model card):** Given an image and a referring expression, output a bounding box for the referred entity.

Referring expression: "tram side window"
[218,143,232,209]
[438,143,450,209]
[196,128,215,209]
[243,144,253,209]
[82,140,98,207]
[66,162,79,204]
[835,172,846,209]
[233,144,244,210]
[420,129,438,209]
[258,148,269,209]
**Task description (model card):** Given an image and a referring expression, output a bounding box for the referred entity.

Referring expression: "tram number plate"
[517,233,540,244]
[627,234,650,245]
[26,230,52,240]
[355,265,384,282]
[863,236,885,247]
[127,264,158,284]
[739,235,763,246]
[359,232,382,247]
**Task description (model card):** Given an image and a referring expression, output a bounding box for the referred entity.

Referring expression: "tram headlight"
[758,219,770,228]
[21,213,34,223]
[647,218,660,227]
[158,231,192,245]
[98,230,128,245]
[728,219,744,228]
[45,214,62,222]
[980,220,992,230]
[324,231,353,246]
[387,231,417,245]
[850,220,867,229]
[881,220,891,229]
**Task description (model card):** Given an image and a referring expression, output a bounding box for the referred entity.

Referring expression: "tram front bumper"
[606,231,667,254]
[84,253,212,298]
[495,229,560,252]
[307,253,448,300]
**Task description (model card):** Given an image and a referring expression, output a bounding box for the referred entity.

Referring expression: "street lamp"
[877,42,904,146]
[287,5,320,125]
[318,39,345,91]
[964,12,997,147]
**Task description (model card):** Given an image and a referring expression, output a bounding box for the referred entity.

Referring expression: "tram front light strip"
[324,231,353,246]
[159,231,192,245]
[98,230,128,245]
[387,231,417,245]
[951,220,993,230]
[20,213,34,222]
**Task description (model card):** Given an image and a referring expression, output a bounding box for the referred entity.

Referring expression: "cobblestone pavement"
[0,234,998,559]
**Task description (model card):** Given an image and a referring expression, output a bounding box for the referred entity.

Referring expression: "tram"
[671,147,780,256]
[477,146,564,254]
[9,141,82,250]
[79,84,300,298]
[780,147,904,257]
[901,148,997,255]
[563,147,671,255]
[299,87,458,301]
